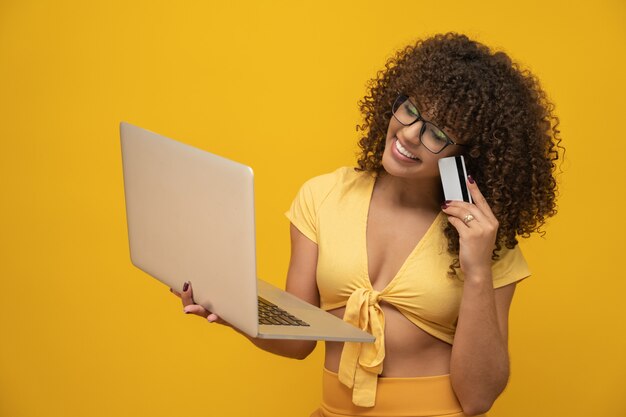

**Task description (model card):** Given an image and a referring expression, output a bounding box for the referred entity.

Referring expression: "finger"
[466,176,496,219]
[183,304,210,318]
[442,202,484,225]
[180,281,195,307]
[169,287,182,298]
[447,215,471,234]
[207,314,231,327]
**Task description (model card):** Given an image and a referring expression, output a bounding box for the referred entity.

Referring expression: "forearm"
[450,273,509,416]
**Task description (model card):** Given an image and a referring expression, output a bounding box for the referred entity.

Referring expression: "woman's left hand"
[441,176,499,279]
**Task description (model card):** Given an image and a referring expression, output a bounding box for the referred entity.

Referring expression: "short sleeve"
[491,244,531,288]
[284,169,344,244]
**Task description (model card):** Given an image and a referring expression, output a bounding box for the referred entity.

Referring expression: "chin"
[381,152,421,179]
[381,149,443,185]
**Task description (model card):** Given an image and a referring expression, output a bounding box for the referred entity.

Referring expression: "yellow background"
[1,1,625,416]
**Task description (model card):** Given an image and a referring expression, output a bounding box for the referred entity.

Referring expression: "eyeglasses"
[391,94,468,154]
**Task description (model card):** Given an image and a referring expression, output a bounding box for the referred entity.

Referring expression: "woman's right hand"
[169,281,228,325]
[163,224,318,360]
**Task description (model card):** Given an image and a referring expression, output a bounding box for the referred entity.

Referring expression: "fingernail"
[441,202,448,209]
[183,282,189,292]
[468,175,475,184]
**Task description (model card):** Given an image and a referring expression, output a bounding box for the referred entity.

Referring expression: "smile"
[395,138,418,160]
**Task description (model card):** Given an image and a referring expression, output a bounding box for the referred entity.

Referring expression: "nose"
[397,120,424,145]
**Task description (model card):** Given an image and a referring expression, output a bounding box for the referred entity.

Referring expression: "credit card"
[438,155,472,203]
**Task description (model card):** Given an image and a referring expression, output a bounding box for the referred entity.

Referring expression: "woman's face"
[381,105,466,182]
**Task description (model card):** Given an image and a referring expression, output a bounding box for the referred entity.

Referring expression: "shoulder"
[286,167,367,243]
[299,166,368,202]
[302,166,362,188]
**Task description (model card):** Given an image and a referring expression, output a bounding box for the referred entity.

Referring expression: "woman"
[174,32,561,416]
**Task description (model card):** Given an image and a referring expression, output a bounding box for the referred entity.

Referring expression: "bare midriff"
[324,302,452,377]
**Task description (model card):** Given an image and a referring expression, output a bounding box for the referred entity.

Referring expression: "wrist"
[462,268,493,285]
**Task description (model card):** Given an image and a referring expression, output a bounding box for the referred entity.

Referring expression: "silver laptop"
[120,122,374,343]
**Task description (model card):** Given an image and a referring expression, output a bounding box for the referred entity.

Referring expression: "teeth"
[395,139,417,159]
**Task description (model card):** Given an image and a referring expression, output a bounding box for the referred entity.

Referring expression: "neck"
[375,172,444,212]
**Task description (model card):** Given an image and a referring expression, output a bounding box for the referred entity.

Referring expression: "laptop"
[120,122,374,343]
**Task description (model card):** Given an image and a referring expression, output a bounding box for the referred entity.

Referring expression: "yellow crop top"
[285,167,531,407]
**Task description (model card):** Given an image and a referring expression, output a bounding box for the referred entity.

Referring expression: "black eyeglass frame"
[391,94,469,155]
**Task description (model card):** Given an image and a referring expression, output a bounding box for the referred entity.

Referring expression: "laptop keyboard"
[258,297,310,327]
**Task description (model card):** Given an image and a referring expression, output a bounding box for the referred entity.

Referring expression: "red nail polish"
[441,203,448,209]
[468,175,475,184]
[183,282,189,292]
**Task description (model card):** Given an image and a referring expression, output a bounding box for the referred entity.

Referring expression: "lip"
[391,137,420,163]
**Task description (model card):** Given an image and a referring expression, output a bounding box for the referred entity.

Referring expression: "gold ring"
[463,214,475,224]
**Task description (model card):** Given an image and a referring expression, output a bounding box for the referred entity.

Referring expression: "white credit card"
[438,155,472,203]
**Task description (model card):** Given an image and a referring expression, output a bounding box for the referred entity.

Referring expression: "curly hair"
[356,32,563,275]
